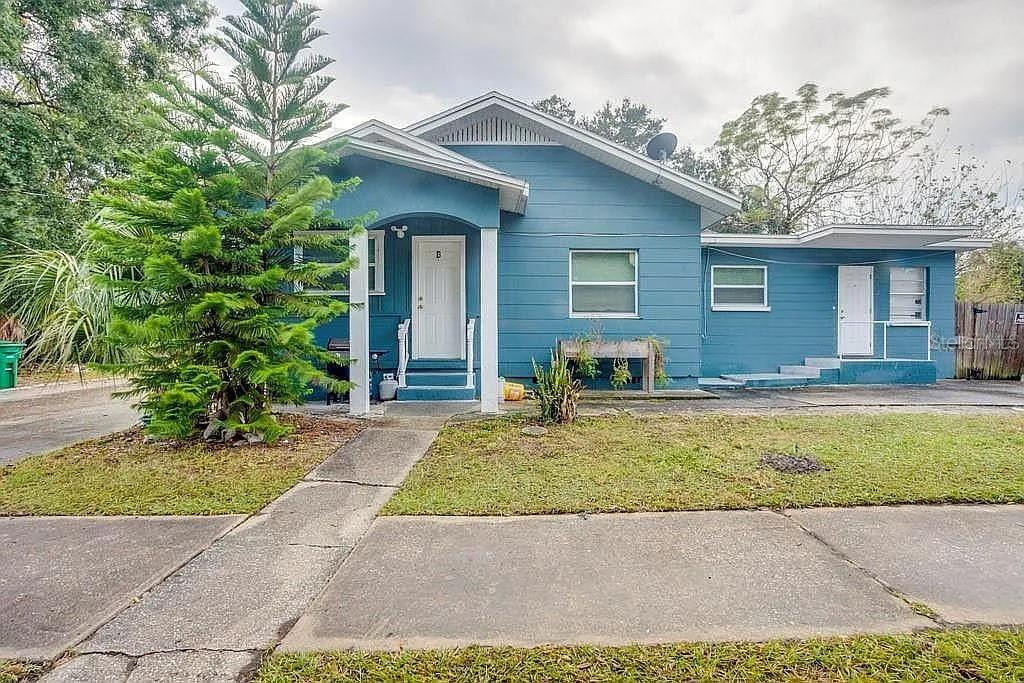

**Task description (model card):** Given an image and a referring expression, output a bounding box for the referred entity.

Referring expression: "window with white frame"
[569,250,638,317]
[711,265,769,311]
[297,230,385,295]
[889,266,927,322]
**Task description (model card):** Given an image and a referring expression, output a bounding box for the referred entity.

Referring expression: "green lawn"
[384,413,1024,515]
[0,415,361,516]
[256,628,1024,682]
[0,661,41,683]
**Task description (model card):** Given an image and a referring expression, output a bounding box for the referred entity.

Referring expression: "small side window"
[711,265,769,311]
[890,267,926,322]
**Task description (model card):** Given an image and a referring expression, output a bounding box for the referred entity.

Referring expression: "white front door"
[412,236,465,359]
[838,265,874,356]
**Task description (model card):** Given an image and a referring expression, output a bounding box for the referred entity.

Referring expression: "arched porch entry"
[346,212,498,415]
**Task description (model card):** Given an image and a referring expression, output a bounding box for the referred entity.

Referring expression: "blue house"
[314,92,990,415]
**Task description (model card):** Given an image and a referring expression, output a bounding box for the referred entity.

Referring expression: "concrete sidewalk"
[36,426,437,683]
[282,504,1024,652]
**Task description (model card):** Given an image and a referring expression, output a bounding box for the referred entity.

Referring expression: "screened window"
[569,250,638,317]
[297,230,385,295]
[711,265,769,311]
[890,266,927,322]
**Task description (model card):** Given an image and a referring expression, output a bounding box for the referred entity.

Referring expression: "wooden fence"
[955,301,1024,379]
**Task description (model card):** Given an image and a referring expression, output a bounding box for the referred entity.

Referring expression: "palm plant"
[0,245,124,367]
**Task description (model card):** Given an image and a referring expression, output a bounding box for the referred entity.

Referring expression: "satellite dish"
[645,132,678,162]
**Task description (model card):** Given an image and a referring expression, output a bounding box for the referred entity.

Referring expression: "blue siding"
[332,156,499,228]
[700,248,956,378]
[449,145,703,386]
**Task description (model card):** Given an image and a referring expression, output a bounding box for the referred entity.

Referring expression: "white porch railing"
[465,317,476,389]
[839,320,933,361]
[397,318,410,387]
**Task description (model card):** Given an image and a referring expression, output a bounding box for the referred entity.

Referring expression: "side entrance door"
[838,265,874,356]
[412,236,465,359]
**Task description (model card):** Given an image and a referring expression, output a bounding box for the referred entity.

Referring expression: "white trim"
[568,249,639,318]
[405,91,740,216]
[480,228,499,414]
[411,235,467,360]
[710,265,769,312]
[331,119,499,171]
[338,137,529,214]
[702,224,991,251]
[348,231,370,416]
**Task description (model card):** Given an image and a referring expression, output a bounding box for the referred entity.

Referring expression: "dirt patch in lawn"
[0,415,362,516]
[759,452,827,474]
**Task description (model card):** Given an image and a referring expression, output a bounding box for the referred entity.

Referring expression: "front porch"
[330,215,499,416]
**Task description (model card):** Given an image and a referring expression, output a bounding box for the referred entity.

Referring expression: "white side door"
[838,265,874,356]
[412,236,465,359]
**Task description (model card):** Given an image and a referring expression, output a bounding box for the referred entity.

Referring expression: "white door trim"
[837,265,874,357]
[411,235,466,360]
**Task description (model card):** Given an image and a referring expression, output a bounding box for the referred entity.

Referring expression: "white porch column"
[480,228,499,413]
[348,230,370,416]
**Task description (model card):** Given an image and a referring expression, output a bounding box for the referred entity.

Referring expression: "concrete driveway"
[0,381,139,464]
[282,504,1024,651]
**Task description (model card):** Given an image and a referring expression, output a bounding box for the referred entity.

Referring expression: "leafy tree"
[956,242,1024,303]
[533,94,727,186]
[715,83,948,234]
[89,0,365,442]
[0,0,212,251]
[848,142,1023,239]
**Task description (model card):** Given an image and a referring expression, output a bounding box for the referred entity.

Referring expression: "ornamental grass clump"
[533,351,583,424]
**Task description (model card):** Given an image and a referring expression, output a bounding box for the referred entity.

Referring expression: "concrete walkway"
[0,380,138,464]
[35,425,439,683]
[282,504,1024,651]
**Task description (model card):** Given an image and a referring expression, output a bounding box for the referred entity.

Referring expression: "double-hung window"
[297,229,385,295]
[889,266,927,323]
[711,265,769,311]
[569,250,638,317]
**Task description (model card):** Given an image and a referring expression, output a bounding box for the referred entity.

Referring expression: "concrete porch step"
[779,365,822,378]
[404,371,470,387]
[721,373,812,388]
[804,357,842,369]
[397,385,476,401]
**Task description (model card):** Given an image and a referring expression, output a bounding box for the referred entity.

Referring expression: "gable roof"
[327,120,530,214]
[701,224,991,251]
[404,91,742,224]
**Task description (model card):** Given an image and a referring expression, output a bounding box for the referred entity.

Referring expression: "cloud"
[211,0,1024,173]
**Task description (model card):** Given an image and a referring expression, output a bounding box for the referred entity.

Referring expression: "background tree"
[847,142,1023,239]
[715,83,948,234]
[0,0,212,252]
[956,242,1024,303]
[90,0,366,442]
[533,94,727,186]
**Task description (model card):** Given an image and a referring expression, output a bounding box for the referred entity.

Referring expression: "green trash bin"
[0,342,25,389]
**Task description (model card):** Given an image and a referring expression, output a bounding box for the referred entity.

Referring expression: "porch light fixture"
[390,224,408,239]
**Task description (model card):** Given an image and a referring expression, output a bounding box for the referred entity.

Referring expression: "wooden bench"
[558,339,657,394]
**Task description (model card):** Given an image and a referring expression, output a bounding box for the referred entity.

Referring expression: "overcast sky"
[213,0,1023,180]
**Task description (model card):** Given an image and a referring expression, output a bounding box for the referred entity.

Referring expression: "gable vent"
[430,115,558,145]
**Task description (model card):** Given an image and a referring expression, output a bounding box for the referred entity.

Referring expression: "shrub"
[533,352,584,424]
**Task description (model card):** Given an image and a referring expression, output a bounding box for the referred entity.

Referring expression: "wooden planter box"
[559,339,656,393]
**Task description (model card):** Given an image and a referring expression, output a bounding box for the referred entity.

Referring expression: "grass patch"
[0,415,361,516]
[256,628,1024,682]
[384,413,1024,515]
[0,661,42,683]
